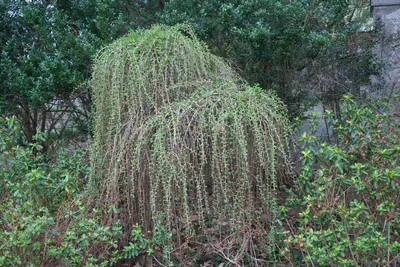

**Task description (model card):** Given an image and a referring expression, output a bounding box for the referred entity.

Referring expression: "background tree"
[0,0,95,142]
[0,0,165,143]
[54,0,165,43]
[1,0,374,143]
[160,0,374,117]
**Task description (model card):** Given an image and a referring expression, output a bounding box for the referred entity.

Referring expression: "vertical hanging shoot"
[90,24,293,263]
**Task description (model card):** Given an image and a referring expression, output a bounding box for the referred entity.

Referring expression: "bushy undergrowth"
[2,22,399,265]
[0,117,123,266]
[1,95,400,266]
[0,117,183,266]
[282,95,400,266]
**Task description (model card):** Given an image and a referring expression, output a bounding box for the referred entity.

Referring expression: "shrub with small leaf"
[123,213,173,266]
[284,95,400,266]
[47,200,123,267]
[0,117,122,266]
[90,24,293,265]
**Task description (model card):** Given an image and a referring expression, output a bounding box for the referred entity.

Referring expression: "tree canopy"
[0,0,95,140]
[161,0,374,116]
[0,0,373,141]
[0,0,163,141]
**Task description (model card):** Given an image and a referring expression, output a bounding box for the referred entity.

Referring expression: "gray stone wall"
[371,1,400,97]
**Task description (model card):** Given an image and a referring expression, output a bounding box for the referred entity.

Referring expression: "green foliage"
[123,224,151,259]
[0,117,87,212]
[284,95,400,266]
[90,24,293,265]
[0,117,123,266]
[47,200,123,267]
[131,86,292,230]
[0,201,123,267]
[0,0,97,141]
[55,0,165,43]
[90,24,240,186]
[160,0,374,117]
[123,213,173,266]
[0,0,170,143]
[3,1,393,265]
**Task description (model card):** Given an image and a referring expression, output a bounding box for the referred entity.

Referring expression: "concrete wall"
[371,1,400,96]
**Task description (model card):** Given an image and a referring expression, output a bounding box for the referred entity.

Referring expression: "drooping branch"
[89,25,293,258]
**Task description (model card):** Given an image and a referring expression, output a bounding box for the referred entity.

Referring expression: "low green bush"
[4,93,399,266]
[123,212,174,266]
[283,95,400,266]
[0,117,122,266]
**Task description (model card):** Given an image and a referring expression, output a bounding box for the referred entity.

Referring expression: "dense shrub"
[283,95,400,266]
[0,117,122,266]
[90,24,294,265]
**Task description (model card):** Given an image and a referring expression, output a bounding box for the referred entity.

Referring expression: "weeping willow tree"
[90,24,293,263]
